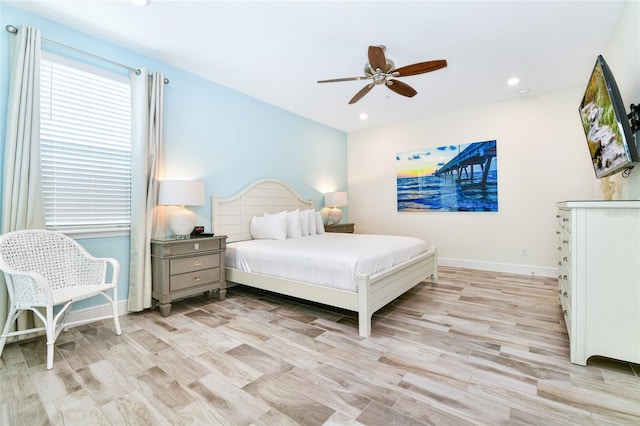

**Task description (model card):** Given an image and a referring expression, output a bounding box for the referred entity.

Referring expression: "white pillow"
[315,211,325,234]
[286,209,302,238]
[250,211,287,240]
[308,208,317,235]
[299,209,310,236]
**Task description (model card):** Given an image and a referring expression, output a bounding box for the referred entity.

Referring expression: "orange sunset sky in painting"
[396,145,461,179]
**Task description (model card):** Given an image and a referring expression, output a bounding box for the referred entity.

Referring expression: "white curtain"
[1,26,46,333]
[128,70,165,312]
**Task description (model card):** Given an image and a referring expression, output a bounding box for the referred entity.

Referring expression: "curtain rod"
[5,24,169,84]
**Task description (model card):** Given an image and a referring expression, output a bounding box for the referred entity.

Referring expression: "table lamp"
[324,191,348,225]
[158,180,205,239]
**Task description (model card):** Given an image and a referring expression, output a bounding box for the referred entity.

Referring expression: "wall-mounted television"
[579,55,638,179]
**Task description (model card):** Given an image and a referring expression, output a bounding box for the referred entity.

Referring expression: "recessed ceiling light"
[130,0,150,6]
[507,77,520,86]
[359,113,368,120]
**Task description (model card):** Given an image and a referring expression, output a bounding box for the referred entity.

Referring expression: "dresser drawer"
[556,207,573,340]
[171,255,220,275]
[558,248,571,275]
[560,294,572,338]
[557,209,571,232]
[558,271,571,302]
[170,268,220,292]
[559,245,571,264]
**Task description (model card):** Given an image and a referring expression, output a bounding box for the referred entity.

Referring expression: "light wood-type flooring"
[1,266,639,425]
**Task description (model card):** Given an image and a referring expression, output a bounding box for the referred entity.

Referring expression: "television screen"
[579,55,637,179]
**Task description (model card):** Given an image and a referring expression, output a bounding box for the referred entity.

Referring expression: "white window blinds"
[40,55,132,234]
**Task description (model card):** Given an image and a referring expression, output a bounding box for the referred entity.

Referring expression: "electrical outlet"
[520,247,529,257]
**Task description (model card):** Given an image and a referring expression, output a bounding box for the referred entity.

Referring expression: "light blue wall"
[0,4,348,308]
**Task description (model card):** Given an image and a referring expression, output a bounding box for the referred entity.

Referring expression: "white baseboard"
[438,257,558,278]
[68,299,129,324]
[68,260,557,322]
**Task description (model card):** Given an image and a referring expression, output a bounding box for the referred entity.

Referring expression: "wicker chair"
[0,230,121,369]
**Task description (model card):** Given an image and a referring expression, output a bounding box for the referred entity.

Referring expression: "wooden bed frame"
[211,179,438,337]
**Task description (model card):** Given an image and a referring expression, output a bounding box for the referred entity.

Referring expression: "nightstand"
[324,223,355,233]
[151,235,227,316]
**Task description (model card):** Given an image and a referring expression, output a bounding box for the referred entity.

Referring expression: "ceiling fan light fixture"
[364,58,395,77]
[319,45,448,104]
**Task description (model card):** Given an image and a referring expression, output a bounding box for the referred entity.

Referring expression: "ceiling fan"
[318,45,447,104]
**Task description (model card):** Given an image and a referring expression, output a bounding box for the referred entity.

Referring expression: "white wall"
[0,4,347,309]
[348,1,640,277]
[348,89,594,277]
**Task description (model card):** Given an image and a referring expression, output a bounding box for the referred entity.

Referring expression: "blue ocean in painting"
[397,171,498,212]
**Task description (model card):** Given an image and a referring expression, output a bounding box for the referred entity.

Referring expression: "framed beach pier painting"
[396,140,498,212]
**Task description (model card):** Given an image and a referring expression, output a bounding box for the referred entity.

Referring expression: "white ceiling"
[5,0,626,132]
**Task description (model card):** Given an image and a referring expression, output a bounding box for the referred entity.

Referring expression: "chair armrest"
[1,269,54,306]
[98,257,120,286]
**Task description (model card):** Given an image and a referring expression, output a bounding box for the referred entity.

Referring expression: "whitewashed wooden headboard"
[211,179,314,242]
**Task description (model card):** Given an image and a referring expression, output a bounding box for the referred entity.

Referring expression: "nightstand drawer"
[170,268,220,292]
[152,238,222,256]
[324,223,355,233]
[171,255,219,275]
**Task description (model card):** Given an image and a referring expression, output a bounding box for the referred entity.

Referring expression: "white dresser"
[556,200,640,365]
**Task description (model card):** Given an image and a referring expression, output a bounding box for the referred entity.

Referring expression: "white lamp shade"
[324,191,348,208]
[158,180,205,206]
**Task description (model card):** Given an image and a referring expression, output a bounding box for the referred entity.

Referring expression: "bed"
[211,179,437,337]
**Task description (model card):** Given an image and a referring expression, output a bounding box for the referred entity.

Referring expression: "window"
[40,53,131,236]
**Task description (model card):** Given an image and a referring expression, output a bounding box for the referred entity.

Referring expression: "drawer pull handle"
[562,240,569,244]
[563,256,568,262]
[563,291,568,297]
[193,261,202,266]
[562,218,568,222]
[193,276,201,282]
[563,275,567,280]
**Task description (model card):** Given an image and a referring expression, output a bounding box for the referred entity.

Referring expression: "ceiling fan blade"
[368,45,387,72]
[393,59,448,77]
[386,79,417,98]
[349,83,375,104]
[317,76,368,83]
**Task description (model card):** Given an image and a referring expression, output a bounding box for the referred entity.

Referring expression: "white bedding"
[225,233,428,292]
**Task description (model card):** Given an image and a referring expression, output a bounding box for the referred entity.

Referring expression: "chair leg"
[0,307,20,361]
[45,306,55,370]
[111,287,121,335]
